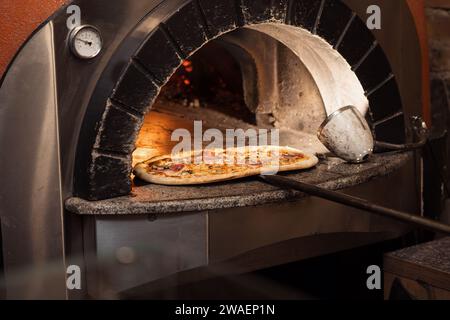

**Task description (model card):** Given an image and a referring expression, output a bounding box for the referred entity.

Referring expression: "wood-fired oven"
[0,0,430,299]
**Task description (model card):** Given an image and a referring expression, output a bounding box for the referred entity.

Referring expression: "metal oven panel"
[85,213,207,296]
[0,23,66,299]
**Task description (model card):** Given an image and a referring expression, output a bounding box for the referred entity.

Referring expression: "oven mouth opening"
[132,23,368,170]
[69,21,411,211]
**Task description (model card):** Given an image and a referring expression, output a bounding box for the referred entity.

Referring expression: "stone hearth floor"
[66,151,412,215]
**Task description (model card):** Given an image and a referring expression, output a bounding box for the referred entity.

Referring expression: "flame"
[183,60,193,73]
[178,60,193,87]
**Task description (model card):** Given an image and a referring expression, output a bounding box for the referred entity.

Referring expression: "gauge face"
[69,25,102,59]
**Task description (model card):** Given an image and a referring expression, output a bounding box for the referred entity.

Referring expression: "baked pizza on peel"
[134,146,318,185]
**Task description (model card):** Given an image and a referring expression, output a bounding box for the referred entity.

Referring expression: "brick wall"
[424,0,450,221]
[426,1,450,136]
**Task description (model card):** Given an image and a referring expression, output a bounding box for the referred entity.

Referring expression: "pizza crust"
[134,146,318,185]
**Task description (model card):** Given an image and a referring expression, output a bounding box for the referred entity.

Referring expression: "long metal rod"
[374,139,427,152]
[260,175,450,235]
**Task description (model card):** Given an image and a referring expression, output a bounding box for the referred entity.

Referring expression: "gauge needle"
[76,39,93,46]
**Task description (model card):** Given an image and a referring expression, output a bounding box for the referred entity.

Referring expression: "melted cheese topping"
[144,147,307,178]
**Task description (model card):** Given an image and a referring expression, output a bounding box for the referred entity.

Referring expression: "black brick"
[271,0,289,22]
[96,103,142,154]
[88,153,132,200]
[241,0,288,24]
[316,0,353,46]
[337,16,374,66]
[164,1,209,56]
[375,114,406,144]
[198,0,239,36]
[291,0,322,32]
[368,78,402,122]
[136,27,182,85]
[355,45,392,92]
[111,61,158,114]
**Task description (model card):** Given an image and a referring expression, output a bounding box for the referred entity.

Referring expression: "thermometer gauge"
[69,25,103,59]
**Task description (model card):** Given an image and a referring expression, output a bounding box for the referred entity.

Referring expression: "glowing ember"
[183,60,193,73]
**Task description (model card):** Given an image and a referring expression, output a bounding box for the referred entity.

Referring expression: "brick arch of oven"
[81,0,405,200]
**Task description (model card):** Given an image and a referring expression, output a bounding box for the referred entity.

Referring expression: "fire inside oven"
[132,39,255,168]
[132,25,367,172]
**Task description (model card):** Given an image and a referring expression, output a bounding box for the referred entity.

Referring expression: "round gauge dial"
[69,25,103,59]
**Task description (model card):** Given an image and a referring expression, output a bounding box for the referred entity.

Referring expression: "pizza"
[133,146,318,185]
